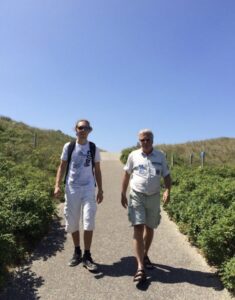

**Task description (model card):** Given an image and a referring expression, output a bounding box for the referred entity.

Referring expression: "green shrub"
[0,160,56,286]
[0,234,17,265]
[198,204,235,265]
[220,257,235,293]
[0,117,70,288]
[165,166,235,293]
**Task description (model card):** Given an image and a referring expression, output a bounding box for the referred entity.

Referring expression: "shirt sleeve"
[161,154,170,177]
[95,147,101,162]
[123,152,133,174]
[60,142,70,161]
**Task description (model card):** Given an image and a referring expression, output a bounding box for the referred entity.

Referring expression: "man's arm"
[94,162,103,204]
[121,171,130,208]
[54,160,67,198]
[163,174,171,204]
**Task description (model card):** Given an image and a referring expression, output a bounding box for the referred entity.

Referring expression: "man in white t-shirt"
[54,119,103,271]
[121,129,171,284]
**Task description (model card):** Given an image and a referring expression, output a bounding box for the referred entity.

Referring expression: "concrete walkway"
[0,156,232,300]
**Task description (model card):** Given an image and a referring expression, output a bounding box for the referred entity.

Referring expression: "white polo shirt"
[124,148,170,195]
[61,141,100,190]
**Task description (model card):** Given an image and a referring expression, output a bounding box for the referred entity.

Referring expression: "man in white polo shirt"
[54,119,103,271]
[121,129,171,284]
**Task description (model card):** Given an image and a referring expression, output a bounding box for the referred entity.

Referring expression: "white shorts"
[64,186,97,233]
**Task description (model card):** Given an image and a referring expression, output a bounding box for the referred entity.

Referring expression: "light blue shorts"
[128,189,161,229]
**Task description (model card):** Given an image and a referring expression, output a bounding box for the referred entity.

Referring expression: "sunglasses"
[77,126,91,131]
[139,138,151,142]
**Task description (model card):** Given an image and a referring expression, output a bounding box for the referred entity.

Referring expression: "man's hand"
[163,189,170,205]
[54,186,62,198]
[121,193,128,209]
[97,190,103,204]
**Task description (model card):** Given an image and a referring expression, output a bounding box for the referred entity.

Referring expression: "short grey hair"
[138,129,154,140]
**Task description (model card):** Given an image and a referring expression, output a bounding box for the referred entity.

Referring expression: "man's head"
[75,119,92,140]
[138,129,154,154]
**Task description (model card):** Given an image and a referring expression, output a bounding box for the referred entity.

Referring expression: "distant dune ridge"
[157,137,235,166]
[1,116,234,166]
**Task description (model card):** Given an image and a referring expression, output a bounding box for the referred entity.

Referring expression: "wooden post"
[171,153,174,168]
[33,132,37,148]
[190,153,193,166]
[200,151,205,168]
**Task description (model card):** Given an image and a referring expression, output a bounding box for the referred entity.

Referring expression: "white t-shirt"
[124,148,170,195]
[61,141,100,190]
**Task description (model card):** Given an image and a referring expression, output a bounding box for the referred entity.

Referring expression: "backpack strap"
[89,141,97,186]
[89,141,96,171]
[64,140,76,184]
[64,140,96,185]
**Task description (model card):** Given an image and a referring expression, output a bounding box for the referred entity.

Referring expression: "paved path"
[1,154,232,300]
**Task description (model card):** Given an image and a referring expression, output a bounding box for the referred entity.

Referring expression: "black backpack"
[64,140,96,184]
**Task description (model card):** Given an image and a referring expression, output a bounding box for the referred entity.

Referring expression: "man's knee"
[133,224,144,238]
[145,225,154,233]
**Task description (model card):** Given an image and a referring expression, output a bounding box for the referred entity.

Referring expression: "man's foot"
[83,253,98,272]
[144,255,154,269]
[133,269,146,283]
[68,251,82,267]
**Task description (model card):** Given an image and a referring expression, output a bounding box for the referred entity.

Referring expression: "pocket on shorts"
[146,207,161,229]
[129,190,142,208]
[128,190,145,225]
[128,204,143,225]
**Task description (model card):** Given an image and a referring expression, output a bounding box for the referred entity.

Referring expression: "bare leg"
[133,224,145,270]
[72,230,80,247]
[143,225,154,256]
[84,230,93,250]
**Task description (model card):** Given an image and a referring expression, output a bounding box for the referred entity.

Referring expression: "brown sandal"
[133,269,146,283]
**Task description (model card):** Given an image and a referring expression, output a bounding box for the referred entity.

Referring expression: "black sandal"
[144,256,154,269]
[133,269,146,283]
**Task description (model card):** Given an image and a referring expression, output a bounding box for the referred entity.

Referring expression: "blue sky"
[0,0,234,152]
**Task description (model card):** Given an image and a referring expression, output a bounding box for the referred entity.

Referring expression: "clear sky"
[0,0,234,152]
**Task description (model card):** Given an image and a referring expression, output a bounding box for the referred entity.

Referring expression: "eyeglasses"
[139,138,151,142]
[77,126,91,131]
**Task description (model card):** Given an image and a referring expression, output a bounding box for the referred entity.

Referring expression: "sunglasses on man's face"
[139,138,151,142]
[77,126,90,131]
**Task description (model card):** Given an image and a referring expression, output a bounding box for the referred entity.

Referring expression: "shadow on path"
[31,214,66,261]
[95,257,224,292]
[95,256,136,279]
[0,215,66,300]
[151,263,223,290]
[0,266,44,300]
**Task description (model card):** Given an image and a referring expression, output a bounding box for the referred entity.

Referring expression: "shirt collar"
[141,148,154,157]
